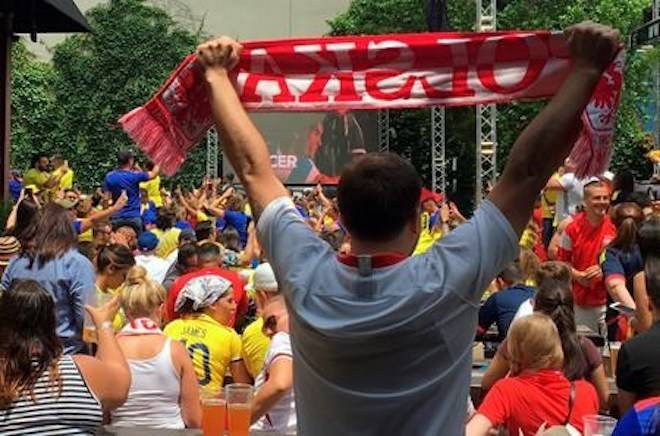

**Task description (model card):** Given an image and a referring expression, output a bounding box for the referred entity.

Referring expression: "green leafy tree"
[11,0,204,191]
[10,41,61,169]
[329,0,654,212]
[329,0,479,210]
[496,0,654,180]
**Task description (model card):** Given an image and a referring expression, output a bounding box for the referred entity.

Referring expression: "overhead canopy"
[1,0,91,35]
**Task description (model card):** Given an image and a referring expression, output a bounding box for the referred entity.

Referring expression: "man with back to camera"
[195,22,620,435]
[103,150,159,234]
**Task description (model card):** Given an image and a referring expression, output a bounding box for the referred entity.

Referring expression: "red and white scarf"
[118,317,163,336]
[119,31,625,178]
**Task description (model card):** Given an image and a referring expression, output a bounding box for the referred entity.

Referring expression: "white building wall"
[26,0,352,58]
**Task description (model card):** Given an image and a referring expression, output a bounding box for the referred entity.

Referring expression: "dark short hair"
[497,262,523,285]
[143,161,155,171]
[31,154,47,168]
[156,208,175,231]
[195,221,215,242]
[177,243,198,268]
[198,242,221,264]
[337,153,421,241]
[117,150,134,166]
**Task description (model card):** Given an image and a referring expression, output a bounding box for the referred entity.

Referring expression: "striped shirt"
[0,355,103,435]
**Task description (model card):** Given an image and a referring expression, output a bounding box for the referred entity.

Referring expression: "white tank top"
[111,338,185,429]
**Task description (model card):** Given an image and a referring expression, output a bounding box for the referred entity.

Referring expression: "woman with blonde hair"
[111,266,201,429]
[467,314,599,436]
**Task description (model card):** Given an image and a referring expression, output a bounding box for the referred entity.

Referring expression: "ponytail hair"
[609,203,644,251]
[119,266,166,319]
[533,262,587,381]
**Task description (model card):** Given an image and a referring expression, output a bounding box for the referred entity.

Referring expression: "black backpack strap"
[564,381,576,426]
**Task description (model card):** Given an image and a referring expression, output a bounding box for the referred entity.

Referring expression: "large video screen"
[222,111,378,185]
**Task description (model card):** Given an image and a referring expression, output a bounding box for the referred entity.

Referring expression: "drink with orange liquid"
[225,384,254,436]
[227,403,251,436]
[82,326,97,344]
[202,398,226,436]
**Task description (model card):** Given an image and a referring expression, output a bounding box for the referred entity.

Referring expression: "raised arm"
[176,188,199,218]
[74,297,131,411]
[488,22,619,234]
[5,189,26,230]
[78,191,128,233]
[196,38,289,220]
[146,164,160,180]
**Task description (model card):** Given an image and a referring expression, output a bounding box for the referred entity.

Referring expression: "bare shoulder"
[169,338,189,370]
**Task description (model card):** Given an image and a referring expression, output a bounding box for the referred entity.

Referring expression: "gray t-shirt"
[258,197,518,436]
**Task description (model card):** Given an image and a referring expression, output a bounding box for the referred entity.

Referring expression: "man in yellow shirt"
[51,154,74,191]
[152,208,181,259]
[23,154,62,192]
[164,274,251,391]
[139,162,163,207]
[241,262,278,379]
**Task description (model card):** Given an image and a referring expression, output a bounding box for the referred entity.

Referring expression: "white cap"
[252,263,278,293]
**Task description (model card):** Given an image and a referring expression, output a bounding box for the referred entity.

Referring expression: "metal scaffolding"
[431,107,447,194]
[377,109,390,152]
[206,127,219,179]
[475,0,498,203]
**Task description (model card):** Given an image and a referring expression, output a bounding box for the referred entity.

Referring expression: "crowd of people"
[0,21,658,436]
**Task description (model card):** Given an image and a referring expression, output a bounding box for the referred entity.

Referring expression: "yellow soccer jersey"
[23,168,50,190]
[413,211,442,255]
[52,167,74,190]
[140,176,163,207]
[164,314,243,391]
[151,227,181,259]
[241,317,271,379]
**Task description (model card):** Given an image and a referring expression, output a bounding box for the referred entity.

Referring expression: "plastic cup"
[583,414,617,436]
[82,289,98,343]
[226,383,254,436]
[609,342,621,377]
[201,389,226,436]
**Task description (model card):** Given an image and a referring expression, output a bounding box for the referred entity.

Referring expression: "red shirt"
[165,267,248,327]
[558,212,616,306]
[478,369,598,435]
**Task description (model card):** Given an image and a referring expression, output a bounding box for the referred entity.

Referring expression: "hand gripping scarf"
[119,31,625,178]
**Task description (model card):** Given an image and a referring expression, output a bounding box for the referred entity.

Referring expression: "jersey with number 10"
[164,314,243,392]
